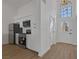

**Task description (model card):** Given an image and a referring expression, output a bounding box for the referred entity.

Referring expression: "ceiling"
[3,0,32,9]
[43,0,46,4]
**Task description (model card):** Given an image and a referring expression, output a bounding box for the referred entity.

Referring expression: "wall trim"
[38,46,51,57]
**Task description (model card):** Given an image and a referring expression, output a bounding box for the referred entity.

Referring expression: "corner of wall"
[38,45,51,57]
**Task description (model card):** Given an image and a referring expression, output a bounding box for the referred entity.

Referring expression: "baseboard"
[2,44,9,46]
[38,46,51,57]
[2,42,9,45]
[56,40,77,46]
[56,42,77,46]
[50,41,56,46]
[2,43,15,46]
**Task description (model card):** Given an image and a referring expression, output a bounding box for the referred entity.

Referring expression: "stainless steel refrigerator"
[9,23,20,44]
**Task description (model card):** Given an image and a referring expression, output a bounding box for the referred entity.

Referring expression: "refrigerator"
[9,23,20,44]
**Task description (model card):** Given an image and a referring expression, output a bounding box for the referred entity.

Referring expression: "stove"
[18,33,26,48]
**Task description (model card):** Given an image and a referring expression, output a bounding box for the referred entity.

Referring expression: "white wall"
[40,0,50,56]
[56,0,77,45]
[2,1,17,44]
[14,0,55,56]
[47,0,57,45]
[39,0,57,56]
[40,0,77,56]
[71,0,77,45]
[14,0,41,53]
[46,0,77,46]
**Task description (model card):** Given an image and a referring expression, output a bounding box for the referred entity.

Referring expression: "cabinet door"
[15,34,19,44]
[26,23,40,52]
[26,35,32,49]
